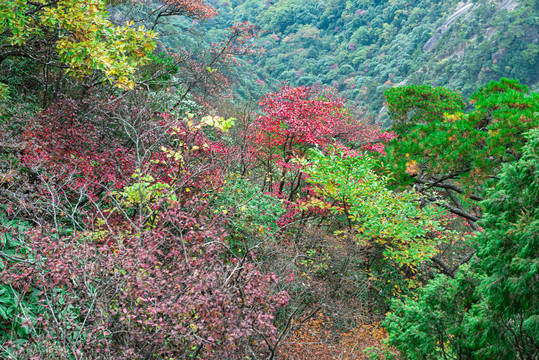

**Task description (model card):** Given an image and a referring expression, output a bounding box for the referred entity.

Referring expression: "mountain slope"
[205,0,539,122]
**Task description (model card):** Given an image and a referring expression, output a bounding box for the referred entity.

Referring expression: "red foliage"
[22,97,134,198]
[3,200,289,359]
[250,86,357,161]
[249,85,394,193]
[18,97,239,229]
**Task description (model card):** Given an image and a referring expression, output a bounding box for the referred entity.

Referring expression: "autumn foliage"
[279,313,392,360]
[248,85,395,200]
[4,200,288,359]
[22,97,134,197]
[2,1,536,359]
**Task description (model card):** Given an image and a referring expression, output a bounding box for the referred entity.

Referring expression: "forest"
[206,0,539,123]
[0,0,537,359]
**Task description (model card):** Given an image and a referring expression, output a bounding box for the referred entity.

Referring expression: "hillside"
[206,0,539,122]
[1,1,537,359]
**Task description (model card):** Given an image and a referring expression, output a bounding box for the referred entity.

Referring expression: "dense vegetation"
[205,0,539,121]
[385,128,539,359]
[0,0,537,359]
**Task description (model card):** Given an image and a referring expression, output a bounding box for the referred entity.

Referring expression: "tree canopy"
[0,1,537,359]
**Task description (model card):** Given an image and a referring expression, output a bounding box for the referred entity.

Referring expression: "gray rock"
[491,49,507,62]
[423,2,474,52]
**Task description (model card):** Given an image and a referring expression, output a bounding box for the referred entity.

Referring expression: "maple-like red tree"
[249,85,394,199]
[22,97,134,197]
[251,85,348,198]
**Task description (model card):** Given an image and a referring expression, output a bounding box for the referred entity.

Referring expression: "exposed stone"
[498,0,518,12]
[491,49,507,62]
[423,2,474,52]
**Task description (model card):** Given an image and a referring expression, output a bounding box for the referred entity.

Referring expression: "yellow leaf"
[405,160,419,176]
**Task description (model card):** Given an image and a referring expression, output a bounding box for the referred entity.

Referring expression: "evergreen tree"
[384,129,539,359]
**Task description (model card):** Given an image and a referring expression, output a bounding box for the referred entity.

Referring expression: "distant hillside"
[203,0,539,123]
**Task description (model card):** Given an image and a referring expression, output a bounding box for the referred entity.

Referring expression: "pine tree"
[384,129,539,359]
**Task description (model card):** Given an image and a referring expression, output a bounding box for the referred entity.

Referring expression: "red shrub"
[3,200,289,359]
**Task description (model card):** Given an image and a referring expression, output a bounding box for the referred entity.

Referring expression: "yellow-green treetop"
[0,0,157,90]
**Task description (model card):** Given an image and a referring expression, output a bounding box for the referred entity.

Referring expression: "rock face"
[499,0,518,12]
[423,2,474,52]
[423,0,520,52]
[492,49,507,62]
[108,7,126,25]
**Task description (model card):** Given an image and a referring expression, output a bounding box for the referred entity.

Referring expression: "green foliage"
[0,0,156,89]
[0,57,41,124]
[385,84,466,133]
[385,79,539,190]
[213,176,285,241]
[113,172,175,221]
[384,129,539,359]
[206,0,539,117]
[302,148,443,267]
[466,128,539,359]
[0,83,8,101]
[384,268,480,359]
[139,53,180,86]
[0,285,41,341]
[0,213,41,342]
